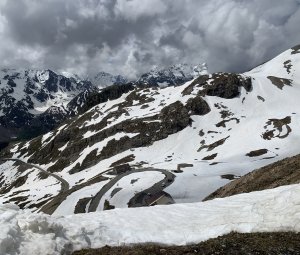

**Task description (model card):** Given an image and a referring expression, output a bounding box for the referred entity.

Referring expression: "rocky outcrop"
[160,101,191,133]
[185,96,211,115]
[78,83,135,114]
[291,44,300,54]
[183,73,252,99]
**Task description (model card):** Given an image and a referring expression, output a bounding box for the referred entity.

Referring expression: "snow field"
[0,183,300,255]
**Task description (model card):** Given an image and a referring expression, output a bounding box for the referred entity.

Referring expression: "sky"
[0,0,300,79]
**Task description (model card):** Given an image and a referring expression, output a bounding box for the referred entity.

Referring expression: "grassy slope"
[204,154,300,201]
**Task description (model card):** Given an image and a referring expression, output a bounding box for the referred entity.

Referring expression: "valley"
[0,44,300,254]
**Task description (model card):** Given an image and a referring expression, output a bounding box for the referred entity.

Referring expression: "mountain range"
[1,45,300,254]
[0,44,299,216]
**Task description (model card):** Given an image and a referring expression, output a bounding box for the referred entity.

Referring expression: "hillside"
[205,153,300,200]
[1,45,300,215]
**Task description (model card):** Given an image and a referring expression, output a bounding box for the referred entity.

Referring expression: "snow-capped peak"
[91,71,128,88]
[193,63,208,78]
[135,63,209,87]
[35,70,50,83]
[60,71,83,83]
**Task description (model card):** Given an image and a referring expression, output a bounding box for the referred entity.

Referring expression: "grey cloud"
[0,0,300,78]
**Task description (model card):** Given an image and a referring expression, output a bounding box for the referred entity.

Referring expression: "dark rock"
[201,73,252,99]
[291,44,300,54]
[160,101,191,133]
[182,73,252,99]
[79,83,135,114]
[103,199,115,210]
[113,164,132,174]
[202,153,218,160]
[185,96,210,115]
[267,76,292,90]
[246,149,268,157]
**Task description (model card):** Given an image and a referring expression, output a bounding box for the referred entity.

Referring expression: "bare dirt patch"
[73,232,300,255]
[291,44,300,54]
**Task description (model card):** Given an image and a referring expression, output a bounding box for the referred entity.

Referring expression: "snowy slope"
[1,45,300,215]
[0,183,300,255]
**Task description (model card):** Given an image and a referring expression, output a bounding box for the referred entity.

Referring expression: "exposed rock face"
[160,101,191,133]
[206,73,251,98]
[185,96,211,116]
[291,44,300,54]
[183,73,252,98]
[72,232,300,255]
[78,83,135,114]
[267,76,292,90]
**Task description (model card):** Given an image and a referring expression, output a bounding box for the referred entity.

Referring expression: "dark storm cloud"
[0,0,300,78]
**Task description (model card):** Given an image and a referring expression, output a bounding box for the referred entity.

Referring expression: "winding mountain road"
[0,158,70,192]
[1,158,175,214]
[88,168,176,212]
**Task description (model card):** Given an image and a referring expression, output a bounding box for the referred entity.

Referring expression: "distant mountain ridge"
[135,63,208,87]
[0,68,97,142]
[90,72,128,88]
[90,63,209,88]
